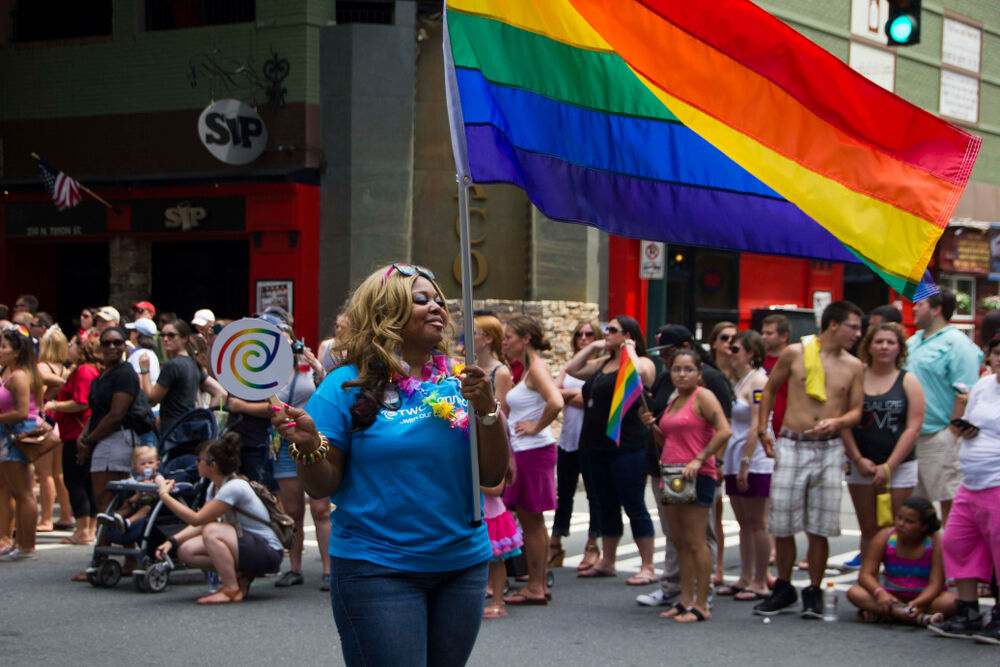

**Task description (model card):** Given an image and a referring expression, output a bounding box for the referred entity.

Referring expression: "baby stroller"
[86,409,219,592]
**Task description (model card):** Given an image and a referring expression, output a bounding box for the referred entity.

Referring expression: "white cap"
[191,309,216,327]
[95,306,120,323]
[125,318,158,337]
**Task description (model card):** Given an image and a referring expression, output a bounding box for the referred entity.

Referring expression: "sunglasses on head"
[382,263,436,285]
[100,339,125,348]
[604,326,621,334]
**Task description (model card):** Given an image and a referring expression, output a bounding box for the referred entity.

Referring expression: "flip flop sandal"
[675,607,708,623]
[577,567,616,579]
[716,585,746,596]
[197,588,243,605]
[734,590,769,601]
[659,602,688,619]
[626,573,658,586]
[482,605,507,618]
[503,593,548,606]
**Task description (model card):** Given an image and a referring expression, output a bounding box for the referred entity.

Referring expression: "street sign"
[198,99,268,165]
[640,241,665,280]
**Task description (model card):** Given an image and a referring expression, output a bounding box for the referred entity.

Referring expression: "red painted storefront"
[0,182,321,342]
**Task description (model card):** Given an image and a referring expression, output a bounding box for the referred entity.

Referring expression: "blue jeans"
[329,557,488,667]
[106,515,148,545]
[551,447,600,539]
[582,448,655,540]
[238,445,277,492]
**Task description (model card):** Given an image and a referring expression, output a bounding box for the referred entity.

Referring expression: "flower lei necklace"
[389,353,469,434]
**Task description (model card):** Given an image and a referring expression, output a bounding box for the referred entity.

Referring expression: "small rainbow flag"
[443,0,981,300]
[606,343,644,446]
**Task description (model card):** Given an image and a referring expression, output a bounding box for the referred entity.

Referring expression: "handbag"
[876,463,893,527]
[12,421,61,463]
[659,463,697,505]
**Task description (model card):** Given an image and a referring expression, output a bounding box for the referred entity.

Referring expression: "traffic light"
[886,0,921,46]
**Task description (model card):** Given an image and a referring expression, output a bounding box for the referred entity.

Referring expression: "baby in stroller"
[97,446,160,545]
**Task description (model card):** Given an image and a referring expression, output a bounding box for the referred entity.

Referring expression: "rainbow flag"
[606,343,644,446]
[443,0,981,300]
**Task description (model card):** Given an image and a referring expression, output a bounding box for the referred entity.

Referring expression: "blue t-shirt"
[305,364,490,572]
[905,325,982,434]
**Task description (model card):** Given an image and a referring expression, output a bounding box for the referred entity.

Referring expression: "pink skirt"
[503,444,557,514]
[485,508,524,561]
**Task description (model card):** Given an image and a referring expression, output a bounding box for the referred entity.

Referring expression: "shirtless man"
[752,301,864,618]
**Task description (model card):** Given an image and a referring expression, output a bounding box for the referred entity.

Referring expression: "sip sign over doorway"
[198,99,268,165]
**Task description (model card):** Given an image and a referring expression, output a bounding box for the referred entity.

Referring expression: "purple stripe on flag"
[465,124,858,264]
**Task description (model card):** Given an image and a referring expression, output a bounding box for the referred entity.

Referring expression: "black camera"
[291,340,305,354]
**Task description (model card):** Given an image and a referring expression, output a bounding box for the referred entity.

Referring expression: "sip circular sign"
[210,318,293,401]
[198,99,268,165]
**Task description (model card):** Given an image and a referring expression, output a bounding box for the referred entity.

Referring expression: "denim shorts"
[694,475,716,507]
[0,419,39,464]
[273,439,297,480]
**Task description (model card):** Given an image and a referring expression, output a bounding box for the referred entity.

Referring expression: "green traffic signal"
[888,15,915,42]
[885,0,921,46]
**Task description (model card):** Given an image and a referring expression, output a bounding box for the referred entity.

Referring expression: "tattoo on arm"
[707,410,718,428]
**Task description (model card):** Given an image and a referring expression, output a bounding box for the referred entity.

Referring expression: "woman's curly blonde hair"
[333,265,452,422]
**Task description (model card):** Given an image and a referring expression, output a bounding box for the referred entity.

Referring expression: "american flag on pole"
[37,158,82,211]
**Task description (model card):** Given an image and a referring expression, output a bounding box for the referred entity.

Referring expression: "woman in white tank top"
[499,316,563,605]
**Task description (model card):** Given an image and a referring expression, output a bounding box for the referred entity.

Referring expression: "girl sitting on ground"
[847,496,956,626]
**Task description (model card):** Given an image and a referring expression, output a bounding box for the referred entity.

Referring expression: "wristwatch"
[478,400,502,426]
[741,456,753,465]
[758,430,768,438]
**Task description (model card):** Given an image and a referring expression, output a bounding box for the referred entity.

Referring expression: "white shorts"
[845,458,918,488]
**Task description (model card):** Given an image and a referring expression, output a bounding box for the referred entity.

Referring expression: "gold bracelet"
[288,434,330,466]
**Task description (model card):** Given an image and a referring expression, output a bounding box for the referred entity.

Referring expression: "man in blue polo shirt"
[905,289,982,523]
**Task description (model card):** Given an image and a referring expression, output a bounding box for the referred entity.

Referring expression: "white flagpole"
[457,175,483,525]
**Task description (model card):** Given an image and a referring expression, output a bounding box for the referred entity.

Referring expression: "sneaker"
[972,613,1000,645]
[636,588,680,607]
[753,580,798,616]
[842,554,862,570]
[320,574,330,592]
[0,548,37,562]
[96,512,126,534]
[800,585,823,619]
[274,570,304,587]
[928,611,982,639]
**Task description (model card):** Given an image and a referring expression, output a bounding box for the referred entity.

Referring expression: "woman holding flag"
[500,315,563,605]
[642,349,732,622]
[565,316,657,584]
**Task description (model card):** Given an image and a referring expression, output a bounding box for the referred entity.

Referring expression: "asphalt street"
[1,487,994,667]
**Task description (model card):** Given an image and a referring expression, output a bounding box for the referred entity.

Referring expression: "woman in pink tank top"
[642,349,731,623]
[0,329,44,560]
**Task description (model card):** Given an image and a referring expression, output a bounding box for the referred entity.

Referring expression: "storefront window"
[938,273,975,321]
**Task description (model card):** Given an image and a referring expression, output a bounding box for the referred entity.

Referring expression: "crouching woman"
[154,432,283,604]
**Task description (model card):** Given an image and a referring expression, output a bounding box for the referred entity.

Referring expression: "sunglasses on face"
[100,339,125,348]
[840,322,862,331]
[605,326,621,334]
[382,263,436,285]
[717,333,732,343]
[575,330,595,338]
[161,332,180,339]
[729,345,744,354]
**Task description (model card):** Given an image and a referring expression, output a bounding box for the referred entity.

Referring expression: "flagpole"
[30,152,118,212]
[457,174,483,526]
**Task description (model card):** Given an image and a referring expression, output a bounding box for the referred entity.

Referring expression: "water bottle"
[822,582,838,622]
[205,571,221,594]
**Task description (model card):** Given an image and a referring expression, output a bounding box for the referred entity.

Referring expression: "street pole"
[457,174,482,525]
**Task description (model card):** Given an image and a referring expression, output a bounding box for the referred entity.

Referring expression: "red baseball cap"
[133,301,156,316]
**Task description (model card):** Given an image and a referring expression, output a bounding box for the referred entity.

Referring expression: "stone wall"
[108,237,151,311]
[447,298,601,368]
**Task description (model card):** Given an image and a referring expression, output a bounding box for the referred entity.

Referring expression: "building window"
[939,15,982,125]
[11,0,112,42]
[938,274,975,322]
[144,0,255,32]
[336,1,394,25]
